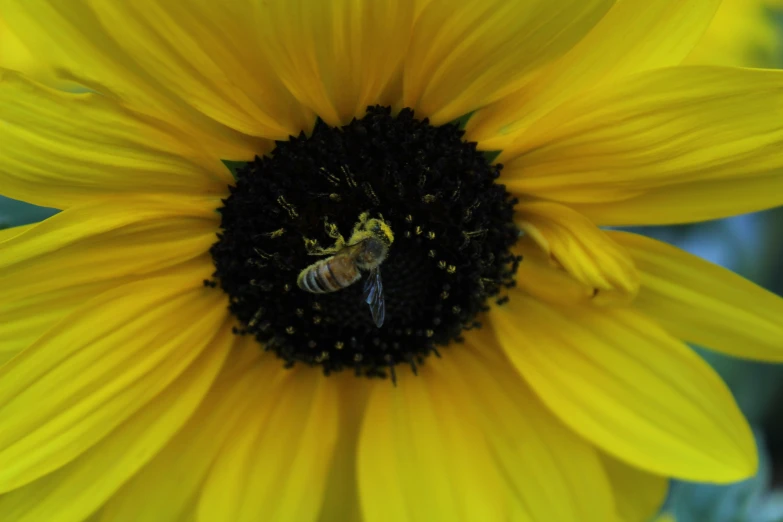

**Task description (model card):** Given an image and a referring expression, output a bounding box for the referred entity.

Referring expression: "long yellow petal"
[0,196,218,301]
[467,0,721,150]
[516,201,639,304]
[492,292,757,483]
[253,0,415,126]
[0,315,233,522]
[499,67,783,220]
[0,196,219,359]
[358,359,506,522]
[100,339,272,522]
[317,374,371,522]
[197,367,339,522]
[404,0,612,124]
[0,260,229,493]
[0,223,32,242]
[0,0,292,158]
[600,453,668,522]
[609,231,783,361]
[571,175,783,226]
[86,0,313,139]
[0,71,232,208]
[445,335,616,522]
[0,279,134,366]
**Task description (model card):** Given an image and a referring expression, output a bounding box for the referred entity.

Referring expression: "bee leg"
[303,231,346,256]
[323,218,346,243]
[303,237,333,256]
[351,212,371,236]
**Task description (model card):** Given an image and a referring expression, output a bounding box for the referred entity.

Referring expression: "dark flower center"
[208,106,520,380]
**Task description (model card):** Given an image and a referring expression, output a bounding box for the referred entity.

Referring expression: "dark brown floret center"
[208,106,520,380]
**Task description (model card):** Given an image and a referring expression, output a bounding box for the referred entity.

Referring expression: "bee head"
[367,218,394,246]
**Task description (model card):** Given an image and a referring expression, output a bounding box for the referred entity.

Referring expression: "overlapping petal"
[516,201,639,303]
[197,365,339,522]
[404,0,613,124]
[0,224,32,241]
[100,341,268,522]
[0,196,218,301]
[499,67,783,225]
[466,0,722,150]
[0,71,232,208]
[600,453,668,522]
[570,175,783,225]
[513,238,596,306]
[0,18,55,85]
[0,0,286,158]
[492,292,757,483]
[0,312,234,522]
[253,0,415,127]
[86,0,313,139]
[0,196,220,359]
[317,376,371,522]
[358,359,507,522]
[610,231,783,361]
[447,334,616,522]
[0,259,230,493]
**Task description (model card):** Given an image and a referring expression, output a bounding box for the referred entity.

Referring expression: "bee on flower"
[0,1,782,522]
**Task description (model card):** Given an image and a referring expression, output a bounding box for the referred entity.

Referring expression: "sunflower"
[686,0,783,66]
[1,1,783,521]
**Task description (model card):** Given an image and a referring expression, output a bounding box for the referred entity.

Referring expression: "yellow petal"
[0,223,32,242]
[517,201,639,304]
[0,260,229,493]
[404,0,613,124]
[0,0,293,158]
[254,0,415,126]
[100,339,272,522]
[609,231,783,361]
[1,223,47,363]
[571,174,783,226]
[87,0,313,139]
[492,292,757,483]
[467,0,721,151]
[499,67,783,220]
[445,334,616,522]
[0,315,233,522]
[514,237,596,306]
[0,71,232,208]
[358,359,507,522]
[685,0,783,67]
[0,197,219,350]
[317,374,372,522]
[600,453,668,522]
[0,18,48,83]
[197,367,339,522]
[0,280,134,366]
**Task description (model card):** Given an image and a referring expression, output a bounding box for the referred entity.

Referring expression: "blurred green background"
[1,2,783,522]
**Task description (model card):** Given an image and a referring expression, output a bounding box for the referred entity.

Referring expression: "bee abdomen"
[297,258,360,294]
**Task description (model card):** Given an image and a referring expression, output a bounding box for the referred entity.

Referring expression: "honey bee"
[297,213,394,327]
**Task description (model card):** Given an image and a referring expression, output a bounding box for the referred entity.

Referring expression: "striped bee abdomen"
[297,255,360,294]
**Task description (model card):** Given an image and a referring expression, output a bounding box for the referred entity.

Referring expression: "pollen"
[208,106,520,379]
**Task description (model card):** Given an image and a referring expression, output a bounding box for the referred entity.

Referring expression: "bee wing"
[363,268,385,328]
